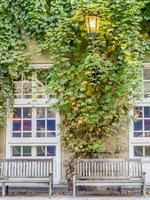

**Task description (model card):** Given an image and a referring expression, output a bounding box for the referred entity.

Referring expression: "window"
[13,70,47,99]
[143,68,150,98]
[36,108,56,137]
[131,65,150,159]
[134,106,150,137]
[134,146,150,157]
[11,107,58,159]
[13,107,32,138]
[36,146,56,157]
[12,146,31,157]
[12,107,56,138]
[7,64,60,183]
[11,146,56,157]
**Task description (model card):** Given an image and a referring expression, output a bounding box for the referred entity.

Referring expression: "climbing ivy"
[0,0,150,157]
[43,0,148,158]
[0,0,73,127]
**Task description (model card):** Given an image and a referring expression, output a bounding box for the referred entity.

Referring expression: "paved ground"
[0,196,150,200]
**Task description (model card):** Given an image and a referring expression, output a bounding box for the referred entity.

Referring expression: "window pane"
[23,120,32,131]
[13,120,21,131]
[143,69,150,80]
[14,82,22,99]
[37,146,45,156]
[47,146,56,156]
[37,132,45,137]
[23,82,32,98]
[12,146,21,157]
[144,119,150,130]
[144,82,150,97]
[134,146,143,157]
[47,111,56,118]
[144,107,150,118]
[145,132,150,137]
[13,132,21,137]
[36,82,46,98]
[37,108,45,118]
[134,120,142,131]
[37,120,45,131]
[134,132,143,137]
[23,146,31,156]
[23,132,32,137]
[47,120,55,131]
[145,146,150,157]
[134,107,142,118]
[47,132,56,137]
[23,108,32,118]
[13,108,21,119]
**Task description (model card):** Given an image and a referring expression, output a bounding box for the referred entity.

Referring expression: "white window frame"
[6,64,61,184]
[129,63,150,161]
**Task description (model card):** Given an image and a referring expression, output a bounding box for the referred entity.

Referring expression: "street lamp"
[85,16,100,35]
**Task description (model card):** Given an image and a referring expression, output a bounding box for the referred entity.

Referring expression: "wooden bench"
[72,159,146,197]
[0,159,53,198]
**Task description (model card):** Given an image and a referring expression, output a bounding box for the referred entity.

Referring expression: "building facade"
[0,39,150,186]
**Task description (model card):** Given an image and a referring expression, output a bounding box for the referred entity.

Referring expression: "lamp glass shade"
[85,16,100,33]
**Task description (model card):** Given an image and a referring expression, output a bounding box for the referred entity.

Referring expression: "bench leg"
[49,182,52,198]
[73,185,76,197]
[2,183,5,197]
[73,174,76,197]
[142,184,146,196]
[142,172,146,196]
[49,173,53,198]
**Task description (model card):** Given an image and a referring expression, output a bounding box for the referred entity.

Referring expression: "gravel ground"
[0,196,150,200]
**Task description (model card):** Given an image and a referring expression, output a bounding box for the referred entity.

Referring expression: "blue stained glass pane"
[47,146,56,156]
[47,120,55,131]
[13,120,21,131]
[144,107,150,118]
[37,120,45,131]
[23,120,31,131]
[144,119,150,130]
[134,120,142,131]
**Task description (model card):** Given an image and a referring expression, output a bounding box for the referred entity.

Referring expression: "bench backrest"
[0,159,53,178]
[74,159,142,179]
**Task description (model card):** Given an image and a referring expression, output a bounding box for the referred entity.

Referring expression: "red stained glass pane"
[23,120,32,131]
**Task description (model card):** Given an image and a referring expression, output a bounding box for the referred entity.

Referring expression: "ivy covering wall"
[0,0,150,158]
